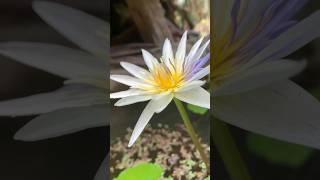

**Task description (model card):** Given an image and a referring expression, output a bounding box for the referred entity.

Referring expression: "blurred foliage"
[247,134,314,168]
[111,0,210,37]
[115,163,163,180]
[162,0,210,35]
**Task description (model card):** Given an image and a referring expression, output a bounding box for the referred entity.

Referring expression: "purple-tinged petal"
[191,54,210,74]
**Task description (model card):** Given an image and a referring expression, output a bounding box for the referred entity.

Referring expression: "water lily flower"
[110,32,210,147]
[212,0,320,149]
[0,2,108,179]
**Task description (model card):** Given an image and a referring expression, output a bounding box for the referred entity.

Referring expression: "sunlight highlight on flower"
[110,32,210,147]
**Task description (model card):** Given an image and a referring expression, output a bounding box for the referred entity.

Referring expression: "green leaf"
[187,104,208,115]
[115,163,163,180]
[247,133,314,167]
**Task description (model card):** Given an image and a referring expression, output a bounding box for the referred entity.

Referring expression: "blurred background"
[0,0,108,179]
[214,0,320,180]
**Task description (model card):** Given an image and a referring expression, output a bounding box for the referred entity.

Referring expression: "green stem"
[213,118,252,180]
[174,98,210,169]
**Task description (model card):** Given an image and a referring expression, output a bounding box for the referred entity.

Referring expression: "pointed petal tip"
[13,132,22,141]
[110,74,122,81]
[114,99,124,106]
[13,130,34,142]
[180,31,188,40]
[128,141,134,147]
[128,133,139,147]
[128,134,137,147]
[141,49,147,53]
[109,75,115,80]
[141,49,153,57]
[109,94,116,99]
[120,61,135,66]
[120,61,129,66]
[119,61,129,70]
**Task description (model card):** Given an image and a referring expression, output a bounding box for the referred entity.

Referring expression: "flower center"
[212,33,244,86]
[152,63,184,92]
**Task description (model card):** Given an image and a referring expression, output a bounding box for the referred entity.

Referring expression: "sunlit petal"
[176,80,206,92]
[162,39,174,66]
[110,89,144,99]
[142,49,159,71]
[175,87,210,109]
[110,75,152,88]
[175,31,188,72]
[120,62,151,80]
[115,95,153,106]
[128,101,155,147]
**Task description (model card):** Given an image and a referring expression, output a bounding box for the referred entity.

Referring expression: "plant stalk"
[174,98,210,169]
[213,118,252,180]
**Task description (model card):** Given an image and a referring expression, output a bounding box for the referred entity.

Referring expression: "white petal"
[128,101,155,147]
[120,62,151,80]
[187,40,210,67]
[115,95,152,106]
[14,105,108,141]
[151,93,174,113]
[0,42,105,79]
[243,11,320,70]
[176,80,206,92]
[110,75,152,88]
[110,89,144,99]
[33,1,108,57]
[214,80,320,149]
[162,39,174,66]
[185,37,203,65]
[188,65,210,81]
[175,87,210,109]
[215,60,306,96]
[0,85,106,116]
[94,157,108,180]
[175,31,188,72]
[141,49,159,71]
[128,93,173,147]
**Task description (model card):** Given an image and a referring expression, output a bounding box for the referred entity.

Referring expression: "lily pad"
[115,163,163,180]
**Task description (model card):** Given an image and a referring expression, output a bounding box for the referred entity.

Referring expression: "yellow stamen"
[152,63,184,92]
